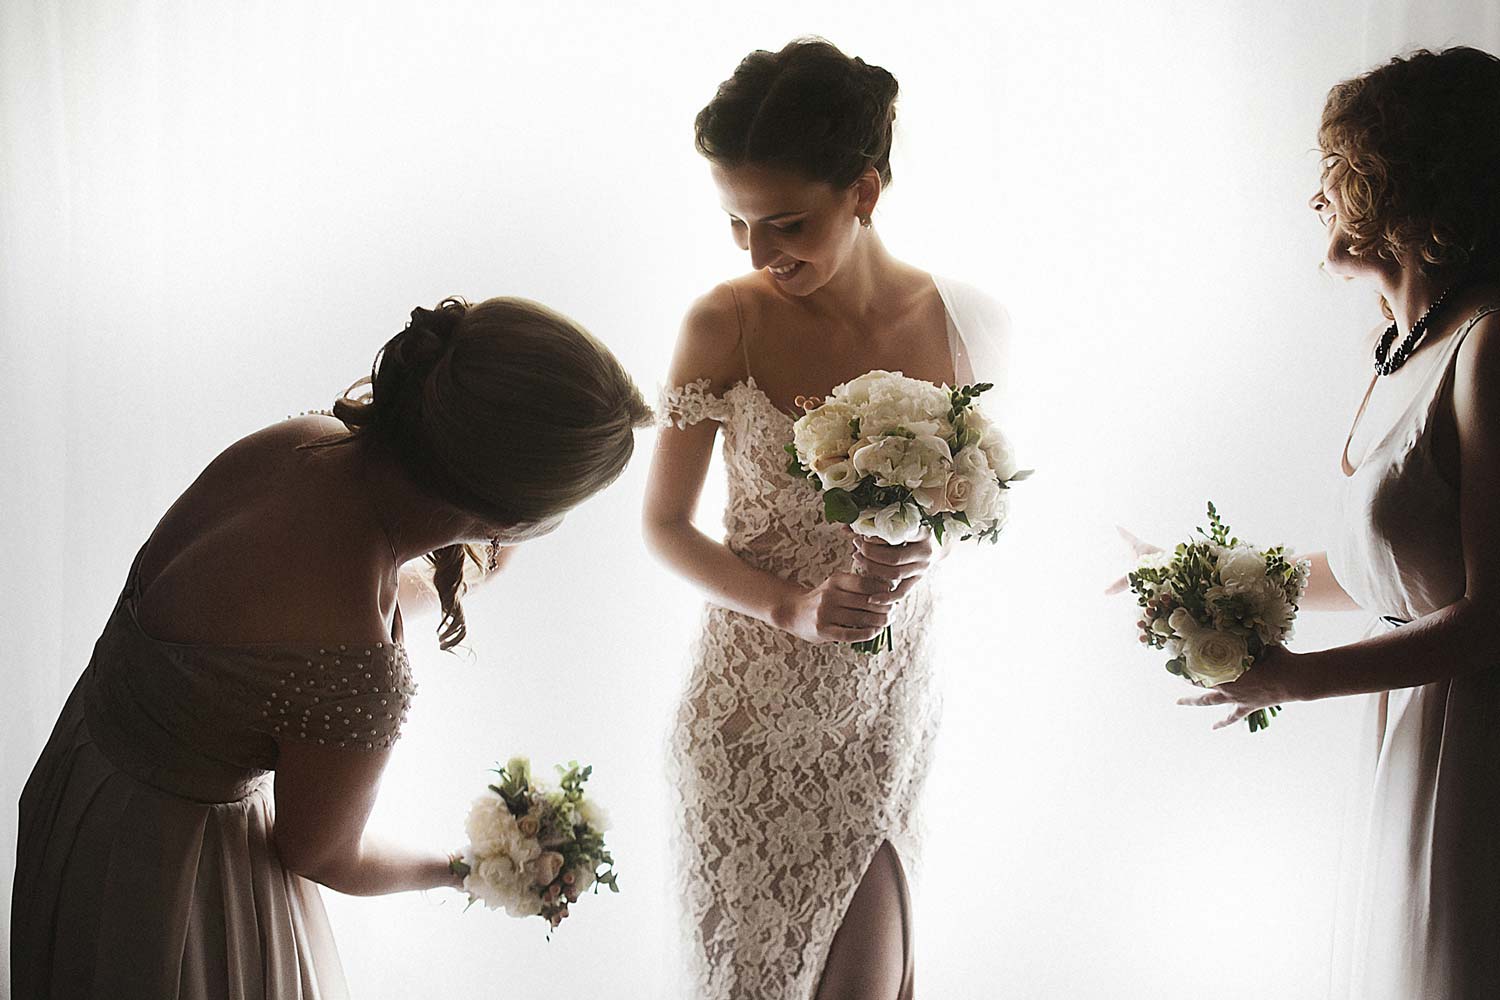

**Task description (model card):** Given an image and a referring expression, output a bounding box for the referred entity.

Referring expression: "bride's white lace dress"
[660,276,1010,999]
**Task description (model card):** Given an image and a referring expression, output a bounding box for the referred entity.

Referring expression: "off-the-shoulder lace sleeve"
[658,378,732,429]
[249,643,416,751]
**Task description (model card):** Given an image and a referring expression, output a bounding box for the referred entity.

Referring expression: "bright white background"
[3,2,1497,998]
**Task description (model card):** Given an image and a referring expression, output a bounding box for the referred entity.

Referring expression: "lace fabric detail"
[664,379,941,998]
[658,378,732,430]
[244,643,416,751]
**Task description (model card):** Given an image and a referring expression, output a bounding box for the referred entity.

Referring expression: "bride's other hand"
[852,532,936,593]
[1177,645,1302,729]
[779,572,897,645]
[1105,525,1163,595]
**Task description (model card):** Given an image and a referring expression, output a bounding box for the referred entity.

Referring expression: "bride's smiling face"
[710,162,872,295]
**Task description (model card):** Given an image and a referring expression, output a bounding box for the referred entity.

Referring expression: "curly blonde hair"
[1318,46,1500,275]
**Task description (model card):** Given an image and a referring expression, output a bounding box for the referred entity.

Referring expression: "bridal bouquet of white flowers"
[1128,503,1311,732]
[788,369,1029,653]
[451,757,618,933]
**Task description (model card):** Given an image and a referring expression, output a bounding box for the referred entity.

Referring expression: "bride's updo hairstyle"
[332,296,652,650]
[694,37,900,190]
[1318,46,1500,276]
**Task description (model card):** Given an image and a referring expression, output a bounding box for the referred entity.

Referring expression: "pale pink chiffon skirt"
[12,680,349,1000]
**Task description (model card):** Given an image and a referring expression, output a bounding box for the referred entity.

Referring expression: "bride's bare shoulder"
[671,279,762,388]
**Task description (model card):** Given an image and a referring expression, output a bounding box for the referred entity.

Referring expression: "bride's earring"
[858,215,873,229]
[484,536,503,572]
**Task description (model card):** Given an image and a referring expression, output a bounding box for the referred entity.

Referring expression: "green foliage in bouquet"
[1127,503,1307,733]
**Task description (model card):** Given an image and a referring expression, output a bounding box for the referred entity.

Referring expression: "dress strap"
[728,282,752,381]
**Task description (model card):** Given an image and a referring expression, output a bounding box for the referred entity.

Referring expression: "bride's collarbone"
[746,316,955,408]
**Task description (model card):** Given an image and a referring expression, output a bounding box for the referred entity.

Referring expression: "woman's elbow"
[641,509,689,561]
[273,831,344,887]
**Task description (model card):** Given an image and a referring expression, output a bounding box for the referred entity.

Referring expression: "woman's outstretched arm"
[272,740,461,896]
[1187,315,1500,725]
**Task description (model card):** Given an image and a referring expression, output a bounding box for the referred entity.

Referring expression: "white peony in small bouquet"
[451,757,618,933]
[1128,503,1311,732]
[788,369,1029,654]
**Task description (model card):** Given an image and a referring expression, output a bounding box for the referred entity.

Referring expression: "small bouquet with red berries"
[450,757,618,933]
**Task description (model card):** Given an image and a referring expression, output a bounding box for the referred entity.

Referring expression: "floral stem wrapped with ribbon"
[788,369,1030,654]
[450,757,618,934]
[1128,503,1311,732]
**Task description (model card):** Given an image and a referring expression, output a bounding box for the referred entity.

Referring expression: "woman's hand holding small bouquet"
[451,757,618,933]
[1128,503,1311,732]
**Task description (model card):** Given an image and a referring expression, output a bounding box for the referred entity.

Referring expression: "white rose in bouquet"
[852,501,927,545]
[815,458,862,492]
[962,407,1021,482]
[1185,633,1249,687]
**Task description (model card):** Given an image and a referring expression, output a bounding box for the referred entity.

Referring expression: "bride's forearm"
[643,519,806,630]
[1299,551,1363,612]
[1298,595,1500,699]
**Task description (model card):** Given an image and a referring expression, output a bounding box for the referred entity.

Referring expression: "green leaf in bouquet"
[823,488,861,524]
[1006,469,1035,483]
[1165,657,1186,676]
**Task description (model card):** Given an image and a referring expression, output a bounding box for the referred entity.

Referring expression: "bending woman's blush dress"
[11,545,415,999]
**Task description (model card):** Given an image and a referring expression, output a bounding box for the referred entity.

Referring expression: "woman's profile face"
[710,162,868,296]
[1310,157,1370,280]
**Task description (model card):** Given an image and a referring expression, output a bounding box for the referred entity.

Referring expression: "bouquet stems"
[1246,706,1281,733]
[853,624,894,656]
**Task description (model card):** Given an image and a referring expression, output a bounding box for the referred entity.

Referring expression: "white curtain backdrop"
[3,2,1495,997]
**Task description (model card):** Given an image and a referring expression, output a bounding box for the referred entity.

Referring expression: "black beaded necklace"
[1373,281,1464,376]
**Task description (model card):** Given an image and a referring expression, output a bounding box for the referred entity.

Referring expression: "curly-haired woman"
[1174,47,1500,998]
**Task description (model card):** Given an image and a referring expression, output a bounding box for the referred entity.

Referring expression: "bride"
[643,38,1012,1000]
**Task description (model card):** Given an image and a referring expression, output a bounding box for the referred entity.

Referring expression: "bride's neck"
[804,230,905,321]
